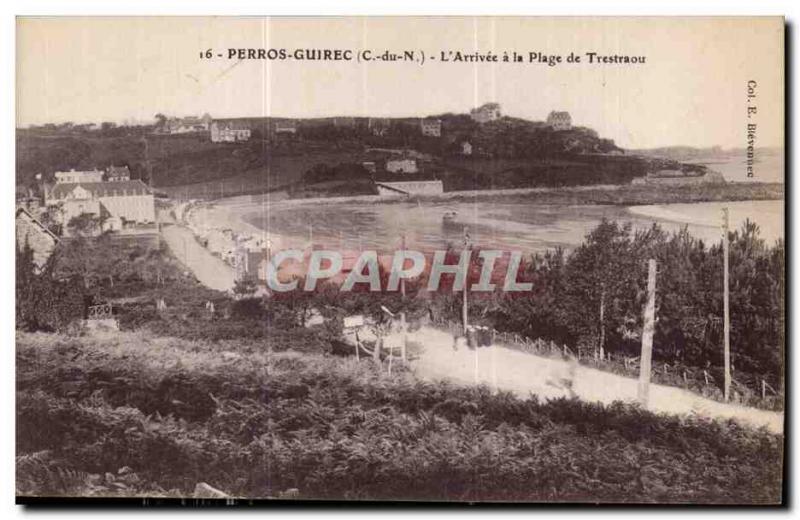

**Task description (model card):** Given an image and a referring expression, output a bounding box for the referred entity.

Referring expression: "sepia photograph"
[14,16,785,505]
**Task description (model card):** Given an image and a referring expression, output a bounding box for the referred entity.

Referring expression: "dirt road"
[161,224,236,293]
[407,326,783,434]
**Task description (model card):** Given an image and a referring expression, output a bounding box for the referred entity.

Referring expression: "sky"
[16,16,784,149]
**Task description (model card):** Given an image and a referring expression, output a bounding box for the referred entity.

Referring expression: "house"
[106,165,131,182]
[16,207,59,268]
[547,111,572,131]
[235,248,270,282]
[368,118,391,136]
[420,118,442,137]
[46,180,155,231]
[234,236,272,282]
[274,120,298,135]
[461,141,473,156]
[386,158,418,174]
[163,113,212,134]
[54,169,104,184]
[470,102,501,123]
[211,120,252,142]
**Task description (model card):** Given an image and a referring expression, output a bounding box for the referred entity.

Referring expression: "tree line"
[459,219,784,391]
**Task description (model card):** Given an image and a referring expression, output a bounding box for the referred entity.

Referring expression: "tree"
[563,220,639,359]
[16,238,84,331]
[66,213,104,237]
[233,278,257,297]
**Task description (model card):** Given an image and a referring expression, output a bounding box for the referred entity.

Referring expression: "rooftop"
[49,179,152,199]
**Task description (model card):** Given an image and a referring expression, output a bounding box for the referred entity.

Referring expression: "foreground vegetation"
[17,331,783,502]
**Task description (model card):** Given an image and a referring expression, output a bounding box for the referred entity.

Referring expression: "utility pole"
[463,226,478,384]
[638,259,657,407]
[722,207,731,401]
[400,232,407,362]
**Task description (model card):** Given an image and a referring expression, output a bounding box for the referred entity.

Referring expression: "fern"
[16,451,95,496]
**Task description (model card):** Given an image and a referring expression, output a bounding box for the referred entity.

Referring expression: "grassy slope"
[17,331,783,503]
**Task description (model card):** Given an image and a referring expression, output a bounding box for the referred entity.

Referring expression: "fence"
[431,318,783,411]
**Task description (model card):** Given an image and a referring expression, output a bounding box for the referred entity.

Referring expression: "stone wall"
[376,180,444,196]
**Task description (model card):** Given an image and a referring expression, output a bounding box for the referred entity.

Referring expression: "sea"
[235,150,784,254]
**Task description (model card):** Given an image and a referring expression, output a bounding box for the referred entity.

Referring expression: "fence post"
[762,379,766,400]
[703,370,710,386]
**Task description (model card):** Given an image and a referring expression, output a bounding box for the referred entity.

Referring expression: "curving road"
[408,326,783,434]
[161,223,236,293]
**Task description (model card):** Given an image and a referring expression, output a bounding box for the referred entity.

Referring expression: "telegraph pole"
[462,226,470,335]
[638,259,657,407]
[722,207,731,401]
[462,226,478,383]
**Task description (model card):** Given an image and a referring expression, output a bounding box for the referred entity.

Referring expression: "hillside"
[16,128,363,194]
[17,115,716,199]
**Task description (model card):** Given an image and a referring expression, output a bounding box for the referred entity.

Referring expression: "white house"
[106,165,131,182]
[211,121,252,142]
[274,121,297,135]
[386,158,418,174]
[547,111,572,131]
[163,113,212,134]
[54,169,104,184]
[420,118,442,137]
[470,103,501,123]
[46,179,155,230]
